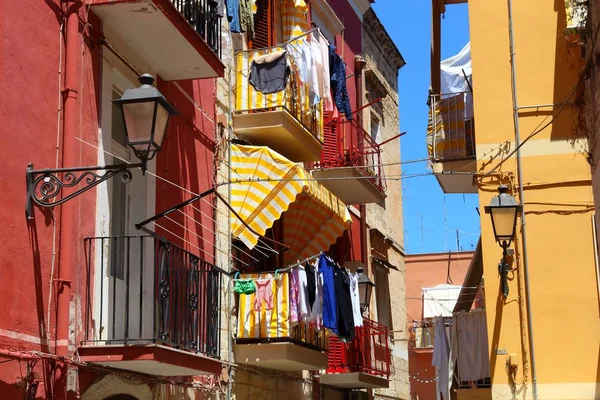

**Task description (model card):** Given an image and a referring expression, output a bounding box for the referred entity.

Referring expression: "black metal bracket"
[26,161,144,220]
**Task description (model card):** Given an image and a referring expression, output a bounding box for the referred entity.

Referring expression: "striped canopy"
[230,144,351,263]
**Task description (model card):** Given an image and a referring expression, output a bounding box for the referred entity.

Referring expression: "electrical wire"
[482,84,579,177]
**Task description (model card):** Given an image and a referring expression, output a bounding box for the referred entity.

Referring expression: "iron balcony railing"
[327,317,391,378]
[427,92,475,162]
[82,236,223,359]
[171,0,222,57]
[317,118,386,194]
[234,47,324,142]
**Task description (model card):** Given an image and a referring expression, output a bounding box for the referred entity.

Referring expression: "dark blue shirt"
[227,0,241,33]
[319,255,338,332]
[329,45,353,120]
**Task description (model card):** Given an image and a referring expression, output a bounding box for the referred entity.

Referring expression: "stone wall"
[362,8,410,400]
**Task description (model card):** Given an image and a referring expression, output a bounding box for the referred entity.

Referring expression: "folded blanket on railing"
[249,50,290,94]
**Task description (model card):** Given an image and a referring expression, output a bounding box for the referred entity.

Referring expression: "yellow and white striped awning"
[230,144,351,263]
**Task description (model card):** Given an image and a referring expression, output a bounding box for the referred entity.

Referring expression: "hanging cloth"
[309,259,324,330]
[248,51,290,94]
[214,0,226,18]
[239,0,254,38]
[281,0,309,41]
[305,263,316,311]
[334,267,355,341]
[329,45,353,119]
[319,255,338,332]
[226,0,241,33]
[455,311,490,382]
[349,272,363,327]
[237,273,290,339]
[432,316,450,400]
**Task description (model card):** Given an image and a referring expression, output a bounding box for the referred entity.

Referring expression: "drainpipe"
[55,0,81,397]
[507,1,538,398]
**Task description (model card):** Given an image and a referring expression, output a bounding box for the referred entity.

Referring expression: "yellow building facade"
[429,1,600,399]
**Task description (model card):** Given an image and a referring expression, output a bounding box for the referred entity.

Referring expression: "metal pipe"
[55,1,82,398]
[226,54,234,400]
[507,1,538,398]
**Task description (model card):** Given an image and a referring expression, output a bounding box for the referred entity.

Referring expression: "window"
[249,0,274,49]
[374,264,392,329]
[370,112,380,143]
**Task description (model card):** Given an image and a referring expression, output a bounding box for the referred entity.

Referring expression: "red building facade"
[1,0,224,398]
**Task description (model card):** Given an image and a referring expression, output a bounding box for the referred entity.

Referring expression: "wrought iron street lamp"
[26,74,177,219]
[484,185,522,297]
[356,266,375,313]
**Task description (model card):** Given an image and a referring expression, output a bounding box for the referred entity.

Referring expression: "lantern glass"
[489,206,518,242]
[122,101,157,151]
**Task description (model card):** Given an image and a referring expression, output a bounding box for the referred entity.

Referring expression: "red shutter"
[321,111,340,167]
[249,0,273,49]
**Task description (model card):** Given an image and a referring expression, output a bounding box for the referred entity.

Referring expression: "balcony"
[79,236,224,376]
[427,92,477,193]
[90,0,224,80]
[233,48,324,162]
[233,272,328,371]
[312,118,387,205]
[321,318,391,389]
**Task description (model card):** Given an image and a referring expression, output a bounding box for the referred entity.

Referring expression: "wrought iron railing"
[82,236,223,359]
[234,47,324,142]
[327,318,391,378]
[317,118,386,194]
[427,92,475,162]
[171,0,222,57]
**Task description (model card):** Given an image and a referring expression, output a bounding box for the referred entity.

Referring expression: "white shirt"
[349,272,363,327]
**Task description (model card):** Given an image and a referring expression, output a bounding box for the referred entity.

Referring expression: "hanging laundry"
[282,0,309,41]
[254,278,274,311]
[249,51,291,94]
[234,278,257,295]
[297,267,310,319]
[334,267,355,341]
[319,254,338,331]
[237,273,290,339]
[455,311,490,382]
[432,316,450,400]
[226,0,241,33]
[239,0,254,38]
[213,0,226,18]
[319,32,332,110]
[305,263,316,311]
[290,269,300,324]
[329,45,353,119]
[349,272,363,327]
[286,40,311,85]
[309,259,324,330]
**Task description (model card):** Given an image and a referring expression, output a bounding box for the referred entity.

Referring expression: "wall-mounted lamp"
[484,185,522,297]
[26,74,177,219]
[356,266,375,314]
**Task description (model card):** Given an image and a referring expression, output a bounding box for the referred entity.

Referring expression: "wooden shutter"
[321,111,340,167]
[249,0,273,49]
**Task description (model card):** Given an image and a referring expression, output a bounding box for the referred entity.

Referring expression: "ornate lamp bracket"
[26,162,143,219]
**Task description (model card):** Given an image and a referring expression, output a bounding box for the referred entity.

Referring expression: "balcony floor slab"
[233,342,327,371]
[78,344,222,376]
[313,167,386,205]
[91,0,224,80]
[320,372,389,389]
[233,110,322,162]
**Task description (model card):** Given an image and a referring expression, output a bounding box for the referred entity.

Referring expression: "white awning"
[422,285,462,318]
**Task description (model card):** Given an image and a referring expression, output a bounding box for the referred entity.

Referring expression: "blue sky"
[371,1,481,254]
